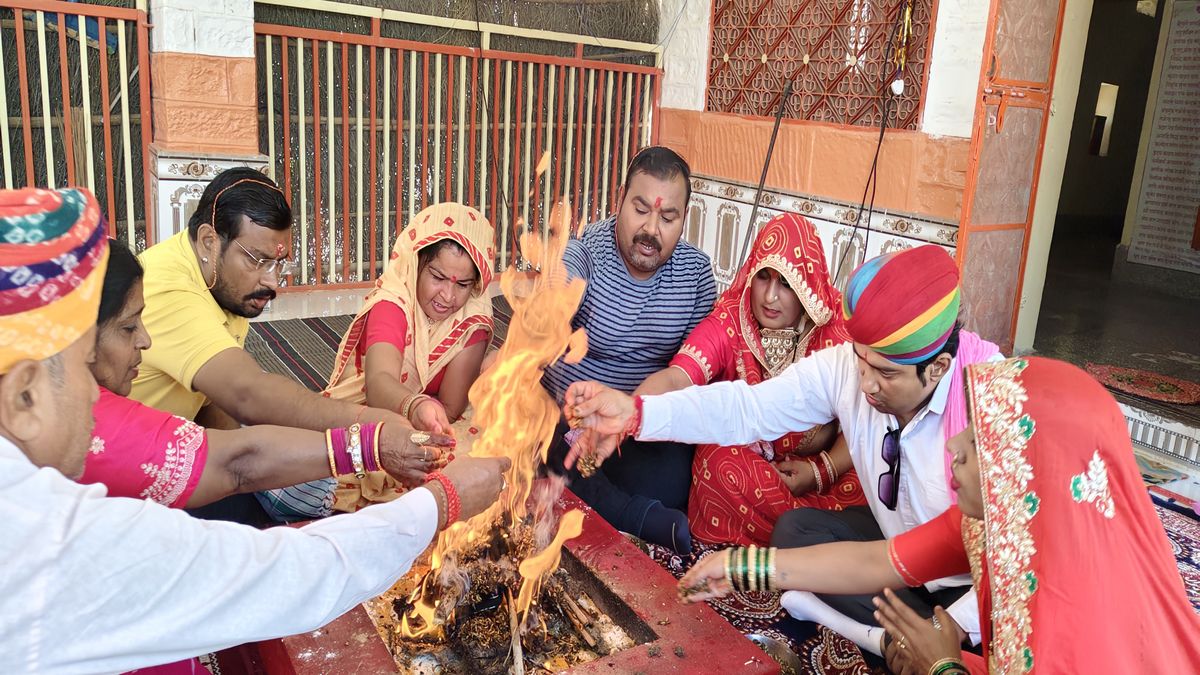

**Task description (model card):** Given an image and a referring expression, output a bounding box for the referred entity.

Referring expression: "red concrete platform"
[254,490,777,674]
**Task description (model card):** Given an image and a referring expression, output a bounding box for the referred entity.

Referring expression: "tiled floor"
[1033,231,1200,427]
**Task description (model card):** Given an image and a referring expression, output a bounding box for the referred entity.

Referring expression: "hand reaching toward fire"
[438,454,512,524]
[676,550,734,603]
[378,425,452,488]
[561,381,636,470]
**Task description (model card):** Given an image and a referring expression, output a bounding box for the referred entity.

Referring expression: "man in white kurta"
[0,186,508,672]
[563,245,1001,655]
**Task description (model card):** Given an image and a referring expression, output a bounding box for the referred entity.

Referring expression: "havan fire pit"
[254,490,778,674]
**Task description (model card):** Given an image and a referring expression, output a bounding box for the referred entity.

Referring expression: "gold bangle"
[807,458,823,493]
[767,547,776,592]
[348,423,367,479]
[759,546,768,592]
[373,423,384,473]
[928,658,968,675]
[724,547,733,589]
[407,394,432,422]
[325,429,337,477]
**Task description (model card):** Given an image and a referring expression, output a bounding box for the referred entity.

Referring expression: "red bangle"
[427,472,461,524]
[624,395,645,439]
[817,450,836,491]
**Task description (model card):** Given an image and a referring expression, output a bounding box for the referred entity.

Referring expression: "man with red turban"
[560,245,1003,657]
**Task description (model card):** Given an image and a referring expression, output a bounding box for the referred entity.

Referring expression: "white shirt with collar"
[0,435,438,673]
[640,341,1000,643]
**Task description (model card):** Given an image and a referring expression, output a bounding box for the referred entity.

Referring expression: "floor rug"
[643,541,884,674]
[246,296,513,393]
[1153,494,1200,614]
[642,495,1200,673]
[1087,363,1200,405]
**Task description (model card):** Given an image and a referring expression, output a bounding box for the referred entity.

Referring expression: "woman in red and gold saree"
[680,357,1200,672]
[637,213,865,547]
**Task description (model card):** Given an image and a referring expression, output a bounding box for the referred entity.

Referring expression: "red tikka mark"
[274,242,286,257]
[653,196,662,209]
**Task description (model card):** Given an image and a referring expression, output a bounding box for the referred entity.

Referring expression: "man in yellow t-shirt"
[132,221,251,421]
[131,169,444,518]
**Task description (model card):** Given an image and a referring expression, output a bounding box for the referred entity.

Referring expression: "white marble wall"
[150,0,255,57]
[685,174,958,293]
[150,149,270,245]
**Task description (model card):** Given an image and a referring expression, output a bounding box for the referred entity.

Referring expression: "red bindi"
[653,196,662,209]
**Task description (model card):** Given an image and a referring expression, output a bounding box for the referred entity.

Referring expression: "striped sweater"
[542,217,717,402]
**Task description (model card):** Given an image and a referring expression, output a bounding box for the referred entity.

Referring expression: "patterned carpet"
[1153,493,1200,613]
[244,302,1200,674]
[244,296,513,392]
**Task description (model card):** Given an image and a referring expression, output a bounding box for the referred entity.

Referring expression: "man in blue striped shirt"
[543,147,716,554]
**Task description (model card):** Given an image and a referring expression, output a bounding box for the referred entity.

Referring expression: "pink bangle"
[329,427,355,476]
[427,472,461,524]
[359,423,382,472]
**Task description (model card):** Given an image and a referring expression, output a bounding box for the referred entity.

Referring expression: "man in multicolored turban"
[559,244,1003,657]
[0,187,508,672]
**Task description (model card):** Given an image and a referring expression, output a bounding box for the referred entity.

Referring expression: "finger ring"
[500,477,508,492]
[897,635,907,649]
[932,616,942,630]
[423,448,429,462]
[410,431,431,445]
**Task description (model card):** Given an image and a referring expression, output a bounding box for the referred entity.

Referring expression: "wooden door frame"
[957,0,1071,346]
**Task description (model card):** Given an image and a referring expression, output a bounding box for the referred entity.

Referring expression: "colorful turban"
[0,188,109,374]
[842,245,961,365]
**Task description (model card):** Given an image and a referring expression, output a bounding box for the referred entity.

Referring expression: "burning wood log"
[559,592,593,628]
[556,593,597,649]
[506,589,525,675]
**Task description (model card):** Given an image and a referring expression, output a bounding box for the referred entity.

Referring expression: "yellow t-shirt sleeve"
[141,288,242,391]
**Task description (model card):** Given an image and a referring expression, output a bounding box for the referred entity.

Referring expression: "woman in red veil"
[638,212,866,546]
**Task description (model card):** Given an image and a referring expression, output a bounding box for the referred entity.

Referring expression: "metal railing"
[255,0,663,288]
[0,0,152,248]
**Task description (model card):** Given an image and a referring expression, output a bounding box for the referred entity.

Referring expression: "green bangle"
[741,546,752,592]
[748,545,756,592]
[755,545,764,592]
[929,658,968,675]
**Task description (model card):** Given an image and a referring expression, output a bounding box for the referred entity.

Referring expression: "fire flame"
[401,154,588,640]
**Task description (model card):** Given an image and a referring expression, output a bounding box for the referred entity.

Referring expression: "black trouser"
[770,506,968,626]
[186,492,274,528]
[545,420,693,533]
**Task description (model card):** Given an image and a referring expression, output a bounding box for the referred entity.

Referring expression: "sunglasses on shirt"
[878,428,901,510]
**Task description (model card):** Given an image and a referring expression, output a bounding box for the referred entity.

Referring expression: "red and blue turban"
[842,246,961,365]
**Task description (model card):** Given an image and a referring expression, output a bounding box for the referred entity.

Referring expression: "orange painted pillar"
[148,0,258,154]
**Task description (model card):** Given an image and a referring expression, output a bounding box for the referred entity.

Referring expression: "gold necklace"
[758,327,800,375]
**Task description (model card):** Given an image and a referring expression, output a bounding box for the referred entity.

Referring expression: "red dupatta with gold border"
[964,357,1200,673]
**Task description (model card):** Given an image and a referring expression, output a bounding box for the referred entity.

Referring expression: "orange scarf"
[324,203,495,511]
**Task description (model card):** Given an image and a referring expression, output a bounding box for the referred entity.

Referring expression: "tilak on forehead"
[654,196,662,209]
[274,242,286,257]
